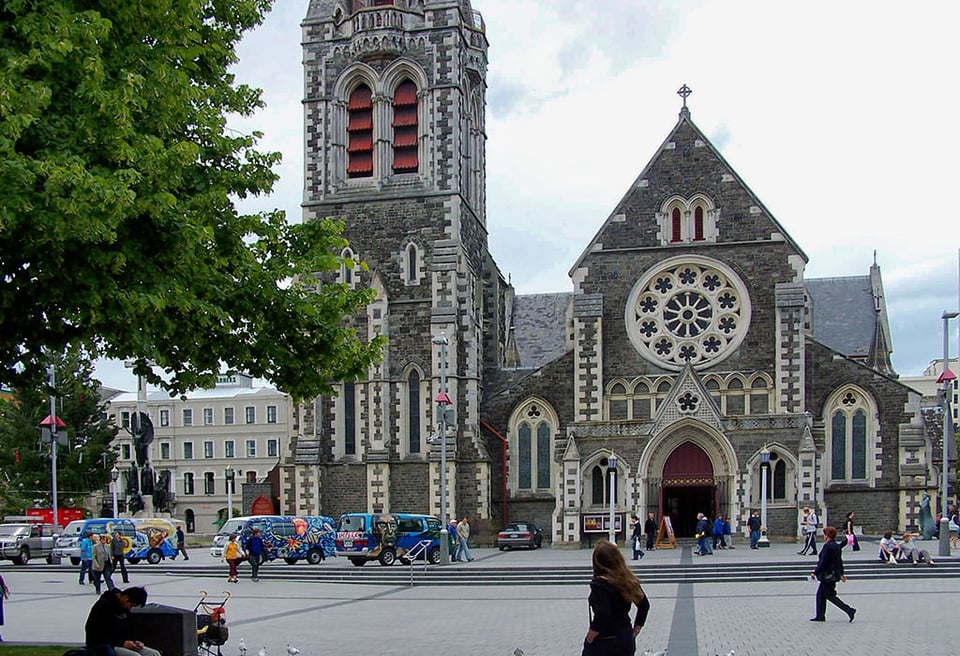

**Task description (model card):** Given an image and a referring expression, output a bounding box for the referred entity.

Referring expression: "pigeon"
[513,650,524,656]
[238,638,247,656]
[287,646,300,656]
[257,648,267,656]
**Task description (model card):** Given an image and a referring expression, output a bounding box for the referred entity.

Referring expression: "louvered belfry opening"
[392,80,419,173]
[347,84,374,178]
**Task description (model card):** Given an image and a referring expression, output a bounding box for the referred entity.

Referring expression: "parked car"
[496,521,543,550]
[0,521,58,564]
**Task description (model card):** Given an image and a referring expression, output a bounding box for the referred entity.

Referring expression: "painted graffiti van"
[130,518,179,564]
[335,512,444,566]
[52,518,141,565]
[209,515,336,564]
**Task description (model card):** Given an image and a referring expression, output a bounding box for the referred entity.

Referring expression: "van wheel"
[427,547,441,565]
[70,557,81,566]
[284,557,298,565]
[349,557,366,567]
[46,554,57,565]
[146,549,163,565]
[378,549,397,566]
[306,549,323,565]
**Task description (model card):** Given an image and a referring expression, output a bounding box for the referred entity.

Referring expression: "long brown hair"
[592,540,644,604]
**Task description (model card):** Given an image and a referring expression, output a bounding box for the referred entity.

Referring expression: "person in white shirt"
[878,530,899,563]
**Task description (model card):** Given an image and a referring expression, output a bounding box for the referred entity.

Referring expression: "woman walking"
[810,526,856,623]
[224,533,241,583]
[582,540,650,655]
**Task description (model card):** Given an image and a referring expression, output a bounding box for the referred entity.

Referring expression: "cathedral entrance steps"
[19,553,958,586]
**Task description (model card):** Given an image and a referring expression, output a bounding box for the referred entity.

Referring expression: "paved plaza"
[1,542,957,655]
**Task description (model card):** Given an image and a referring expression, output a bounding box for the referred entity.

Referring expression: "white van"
[209,516,252,559]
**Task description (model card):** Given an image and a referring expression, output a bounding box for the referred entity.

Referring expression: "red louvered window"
[348,85,373,178]
[694,206,704,241]
[671,208,682,242]
[392,80,419,173]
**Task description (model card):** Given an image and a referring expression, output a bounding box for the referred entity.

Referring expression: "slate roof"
[508,293,573,370]
[806,275,876,358]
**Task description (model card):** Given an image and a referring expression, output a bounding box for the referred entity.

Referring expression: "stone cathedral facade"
[281,0,934,545]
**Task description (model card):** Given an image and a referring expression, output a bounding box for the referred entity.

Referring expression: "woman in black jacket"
[583,540,651,655]
[810,526,856,623]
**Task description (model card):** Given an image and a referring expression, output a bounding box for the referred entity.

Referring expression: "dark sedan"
[496,521,543,550]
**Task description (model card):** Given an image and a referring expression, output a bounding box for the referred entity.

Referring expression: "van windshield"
[338,516,366,532]
[217,519,248,536]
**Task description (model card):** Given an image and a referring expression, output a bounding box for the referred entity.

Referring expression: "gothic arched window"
[343,382,356,456]
[392,80,419,173]
[407,370,421,454]
[826,388,877,484]
[347,85,373,178]
[510,401,556,494]
[671,208,682,242]
[694,205,704,241]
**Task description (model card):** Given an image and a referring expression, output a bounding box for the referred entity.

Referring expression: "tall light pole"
[607,457,617,545]
[938,311,958,557]
[111,466,120,517]
[47,364,59,531]
[758,445,770,547]
[432,333,451,565]
[225,467,235,521]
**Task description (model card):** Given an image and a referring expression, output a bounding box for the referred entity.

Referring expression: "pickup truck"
[0,522,59,565]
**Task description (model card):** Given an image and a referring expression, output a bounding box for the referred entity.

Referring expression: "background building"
[107,374,292,533]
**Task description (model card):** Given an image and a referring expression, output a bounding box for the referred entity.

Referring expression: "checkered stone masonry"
[775,282,806,414]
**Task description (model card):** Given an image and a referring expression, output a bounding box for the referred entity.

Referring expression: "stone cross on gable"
[677,84,692,108]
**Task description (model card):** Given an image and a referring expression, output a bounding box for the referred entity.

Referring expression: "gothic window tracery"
[625,256,751,370]
[509,400,556,494]
[825,386,878,484]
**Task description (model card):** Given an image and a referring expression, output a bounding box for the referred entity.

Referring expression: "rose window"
[625,256,751,370]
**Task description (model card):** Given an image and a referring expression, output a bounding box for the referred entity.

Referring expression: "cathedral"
[281,0,932,545]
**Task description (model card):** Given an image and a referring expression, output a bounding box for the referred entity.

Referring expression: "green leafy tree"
[0,349,118,514]
[0,1,382,398]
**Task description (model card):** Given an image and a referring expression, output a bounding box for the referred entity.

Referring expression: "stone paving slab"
[0,541,956,655]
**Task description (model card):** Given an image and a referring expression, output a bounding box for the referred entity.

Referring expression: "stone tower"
[286,0,505,527]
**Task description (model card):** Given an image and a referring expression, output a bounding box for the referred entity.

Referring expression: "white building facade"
[106,374,293,534]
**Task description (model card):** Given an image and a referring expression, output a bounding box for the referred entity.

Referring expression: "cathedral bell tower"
[292,0,500,524]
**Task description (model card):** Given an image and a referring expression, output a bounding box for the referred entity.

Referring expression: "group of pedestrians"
[628,513,658,560]
[78,530,133,594]
[223,528,265,583]
[449,516,474,561]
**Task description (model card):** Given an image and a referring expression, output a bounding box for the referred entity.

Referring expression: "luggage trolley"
[195,589,230,656]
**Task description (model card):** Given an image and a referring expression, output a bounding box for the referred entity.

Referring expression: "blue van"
[209,515,336,565]
[335,513,445,566]
[52,518,144,565]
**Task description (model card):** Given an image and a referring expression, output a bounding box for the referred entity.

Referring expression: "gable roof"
[507,292,572,370]
[806,275,876,358]
[568,107,808,278]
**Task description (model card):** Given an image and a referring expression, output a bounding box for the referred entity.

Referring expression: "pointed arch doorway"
[661,442,715,537]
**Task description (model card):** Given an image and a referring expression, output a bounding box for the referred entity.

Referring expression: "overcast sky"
[97,0,959,389]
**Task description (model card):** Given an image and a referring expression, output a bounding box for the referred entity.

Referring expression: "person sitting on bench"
[85,586,161,656]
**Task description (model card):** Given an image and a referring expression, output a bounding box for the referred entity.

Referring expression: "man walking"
[644,512,657,551]
[174,524,189,560]
[695,513,713,555]
[747,509,762,549]
[448,518,460,561]
[79,530,94,585]
[799,507,819,555]
[111,530,129,584]
[629,514,643,560]
[456,517,474,562]
[244,528,264,581]
[91,535,115,594]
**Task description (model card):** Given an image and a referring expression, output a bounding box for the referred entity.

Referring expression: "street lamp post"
[607,457,617,545]
[938,311,958,557]
[432,333,451,565]
[225,467,235,521]
[758,445,770,547]
[111,466,120,518]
